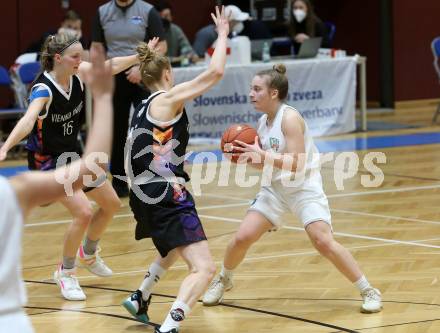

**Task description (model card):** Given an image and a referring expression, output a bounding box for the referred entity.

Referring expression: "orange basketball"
[221,124,259,163]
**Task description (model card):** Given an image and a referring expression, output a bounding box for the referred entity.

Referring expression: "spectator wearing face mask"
[192,5,271,58]
[155,1,199,66]
[26,10,88,54]
[288,0,330,53]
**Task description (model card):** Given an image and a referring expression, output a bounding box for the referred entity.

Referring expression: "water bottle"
[180,57,189,67]
[262,42,271,62]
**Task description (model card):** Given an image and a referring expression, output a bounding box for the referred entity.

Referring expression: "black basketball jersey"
[126,90,190,185]
[26,71,84,154]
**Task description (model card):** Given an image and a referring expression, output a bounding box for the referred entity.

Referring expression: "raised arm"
[78,49,137,77]
[10,43,114,216]
[165,6,229,110]
[0,95,48,160]
[79,38,160,79]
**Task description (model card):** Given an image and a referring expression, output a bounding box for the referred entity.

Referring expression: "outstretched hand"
[211,6,230,37]
[84,43,114,98]
[147,37,160,51]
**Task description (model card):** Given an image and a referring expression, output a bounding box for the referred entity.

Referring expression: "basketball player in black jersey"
[0,42,114,333]
[0,32,159,301]
[121,6,229,333]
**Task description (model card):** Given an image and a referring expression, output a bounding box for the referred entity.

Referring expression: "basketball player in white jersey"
[0,43,114,332]
[203,64,383,313]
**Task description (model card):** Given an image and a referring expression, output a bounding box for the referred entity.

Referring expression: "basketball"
[221,124,259,163]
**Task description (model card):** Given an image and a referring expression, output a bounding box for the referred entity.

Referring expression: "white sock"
[220,264,233,280]
[159,299,191,332]
[354,275,371,292]
[139,262,166,301]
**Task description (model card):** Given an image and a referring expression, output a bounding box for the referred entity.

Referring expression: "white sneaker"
[361,287,382,313]
[76,245,113,277]
[53,264,86,301]
[202,274,233,306]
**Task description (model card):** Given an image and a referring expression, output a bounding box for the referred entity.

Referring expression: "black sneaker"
[154,328,178,333]
[121,289,151,323]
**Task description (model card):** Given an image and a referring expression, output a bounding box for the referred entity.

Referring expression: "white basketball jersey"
[0,176,26,314]
[257,103,323,192]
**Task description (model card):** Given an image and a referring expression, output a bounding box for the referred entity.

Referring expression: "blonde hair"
[136,42,170,88]
[256,63,288,100]
[40,32,80,71]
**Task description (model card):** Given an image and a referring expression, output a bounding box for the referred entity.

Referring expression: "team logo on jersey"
[269,137,280,151]
[130,16,144,25]
[172,183,187,202]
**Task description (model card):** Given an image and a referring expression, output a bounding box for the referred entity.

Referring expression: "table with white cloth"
[172,56,366,143]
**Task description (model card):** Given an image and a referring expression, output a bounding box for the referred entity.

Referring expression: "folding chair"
[10,61,41,109]
[0,66,27,156]
[431,37,440,123]
[18,61,41,85]
[0,66,26,119]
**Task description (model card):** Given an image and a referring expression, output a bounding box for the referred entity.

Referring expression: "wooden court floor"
[21,117,440,332]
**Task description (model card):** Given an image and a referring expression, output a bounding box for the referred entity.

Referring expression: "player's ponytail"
[136,42,170,88]
[273,63,287,75]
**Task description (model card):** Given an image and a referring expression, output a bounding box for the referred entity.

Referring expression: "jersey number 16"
[63,120,74,136]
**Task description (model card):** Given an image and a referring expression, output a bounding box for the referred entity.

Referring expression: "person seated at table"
[192,4,271,58]
[155,0,199,66]
[288,0,330,54]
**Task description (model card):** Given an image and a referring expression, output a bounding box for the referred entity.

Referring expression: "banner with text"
[174,57,357,141]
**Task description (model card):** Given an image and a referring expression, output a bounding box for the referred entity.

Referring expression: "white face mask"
[293,9,306,23]
[232,22,244,35]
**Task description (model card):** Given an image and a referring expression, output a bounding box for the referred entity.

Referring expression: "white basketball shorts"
[248,184,332,230]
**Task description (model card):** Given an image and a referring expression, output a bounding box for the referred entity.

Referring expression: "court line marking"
[24,182,440,228]
[204,184,440,200]
[202,193,250,202]
[27,281,440,333]
[27,202,440,279]
[24,305,158,327]
[76,234,440,280]
[332,208,440,226]
[25,284,359,333]
[76,242,395,280]
[198,214,440,250]
[327,183,440,198]
[25,199,440,229]
[24,201,252,228]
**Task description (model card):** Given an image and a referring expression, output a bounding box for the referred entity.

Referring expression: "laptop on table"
[295,37,322,59]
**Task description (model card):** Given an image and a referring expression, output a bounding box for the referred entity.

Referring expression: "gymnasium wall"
[0,2,19,107]
[1,0,439,107]
[392,0,440,101]
[303,0,440,103]
[313,0,381,102]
